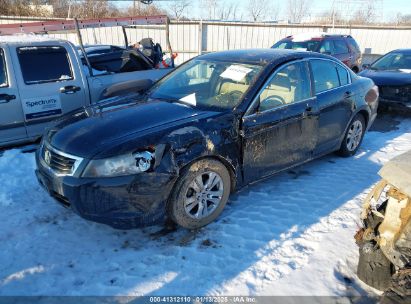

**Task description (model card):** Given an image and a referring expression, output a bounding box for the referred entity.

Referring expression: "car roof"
[282,32,353,41]
[0,34,64,46]
[391,49,411,54]
[197,48,329,65]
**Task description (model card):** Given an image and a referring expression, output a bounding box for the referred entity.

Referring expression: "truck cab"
[0,37,170,147]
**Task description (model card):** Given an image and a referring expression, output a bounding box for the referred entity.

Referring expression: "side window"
[336,65,350,86]
[0,49,7,87]
[258,62,311,112]
[319,40,335,54]
[17,46,73,85]
[333,40,349,55]
[347,38,361,53]
[311,60,340,93]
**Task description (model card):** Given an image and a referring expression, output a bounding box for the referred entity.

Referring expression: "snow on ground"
[0,115,410,297]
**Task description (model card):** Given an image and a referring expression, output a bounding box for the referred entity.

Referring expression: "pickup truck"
[0,37,171,147]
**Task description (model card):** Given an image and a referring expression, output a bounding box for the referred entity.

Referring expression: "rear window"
[310,60,340,93]
[0,49,7,87]
[319,40,335,54]
[17,46,73,85]
[337,64,350,86]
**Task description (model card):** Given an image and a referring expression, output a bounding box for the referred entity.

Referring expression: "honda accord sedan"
[35,49,379,230]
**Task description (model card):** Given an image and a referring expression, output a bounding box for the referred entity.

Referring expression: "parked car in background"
[0,37,171,148]
[272,33,362,73]
[359,49,411,110]
[36,49,379,230]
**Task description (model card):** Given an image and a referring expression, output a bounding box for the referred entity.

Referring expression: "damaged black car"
[35,49,379,230]
[360,49,411,110]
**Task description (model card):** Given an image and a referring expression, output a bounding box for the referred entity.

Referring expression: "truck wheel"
[357,242,393,291]
[167,159,231,230]
[338,114,366,157]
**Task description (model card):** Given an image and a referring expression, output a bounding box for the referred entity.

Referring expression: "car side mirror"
[362,64,371,70]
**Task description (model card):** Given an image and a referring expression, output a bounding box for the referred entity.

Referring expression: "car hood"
[359,69,411,86]
[47,95,219,158]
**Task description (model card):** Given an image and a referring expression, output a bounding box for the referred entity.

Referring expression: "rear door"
[11,43,87,138]
[242,60,318,182]
[332,39,352,68]
[310,59,354,156]
[0,46,27,144]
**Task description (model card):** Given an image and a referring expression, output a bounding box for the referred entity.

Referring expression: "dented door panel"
[242,98,318,183]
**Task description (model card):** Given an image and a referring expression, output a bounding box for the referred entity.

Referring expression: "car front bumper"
[35,151,177,229]
[379,97,411,111]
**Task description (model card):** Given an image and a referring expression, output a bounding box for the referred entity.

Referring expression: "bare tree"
[200,0,220,20]
[218,2,240,21]
[394,13,411,25]
[0,0,35,16]
[168,0,190,20]
[247,0,276,22]
[350,0,376,24]
[286,0,311,23]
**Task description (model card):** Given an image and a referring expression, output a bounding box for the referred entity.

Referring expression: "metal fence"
[2,16,411,65]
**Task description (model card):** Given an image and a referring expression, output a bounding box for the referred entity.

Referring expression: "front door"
[242,60,318,183]
[0,46,26,144]
[10,43,87,138]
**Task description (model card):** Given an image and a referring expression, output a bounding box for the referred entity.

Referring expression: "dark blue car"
[360,49,411,110]
[35,49,379,230]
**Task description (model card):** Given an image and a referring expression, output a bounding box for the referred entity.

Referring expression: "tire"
[357,242,393,291]
[338,114,366,157]
[167,159,231,230]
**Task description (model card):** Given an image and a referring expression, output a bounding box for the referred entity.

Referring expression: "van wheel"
[167,159,231,230]
[338,114,366,157]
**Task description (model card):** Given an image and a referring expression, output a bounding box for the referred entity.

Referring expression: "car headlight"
[82,150,154,178]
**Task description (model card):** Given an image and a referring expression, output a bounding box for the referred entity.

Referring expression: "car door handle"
[0,93,16,103]
[302,106,313,118]
[60,86,81,94]
[344,91,353,98]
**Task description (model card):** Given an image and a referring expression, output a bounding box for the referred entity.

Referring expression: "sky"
[141,0,411,22]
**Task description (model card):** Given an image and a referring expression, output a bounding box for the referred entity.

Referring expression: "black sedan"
[360,49,411,109]
[35,49,379,230]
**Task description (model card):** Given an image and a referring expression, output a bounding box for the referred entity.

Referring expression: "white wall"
[2,17,411,65]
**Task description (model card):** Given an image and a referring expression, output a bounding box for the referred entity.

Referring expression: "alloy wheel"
[346,120,363,152]
[184,171,224,220]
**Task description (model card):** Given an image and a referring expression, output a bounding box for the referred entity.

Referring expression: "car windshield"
[371,52,411,71]
[148,59,263,111]
[272,40,321,52]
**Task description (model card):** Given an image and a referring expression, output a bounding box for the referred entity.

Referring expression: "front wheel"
[167,159,231,229]
[338,114,366,157]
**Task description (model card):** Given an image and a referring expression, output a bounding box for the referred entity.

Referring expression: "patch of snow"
[0,116,411,296]
[0,34,63,45]
[291,32,328,42]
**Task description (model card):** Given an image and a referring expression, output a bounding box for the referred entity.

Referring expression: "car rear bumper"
[35,152,177,230]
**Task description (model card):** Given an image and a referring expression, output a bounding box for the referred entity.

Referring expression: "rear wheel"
[338,114,366,157]
[167,159,231,229]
